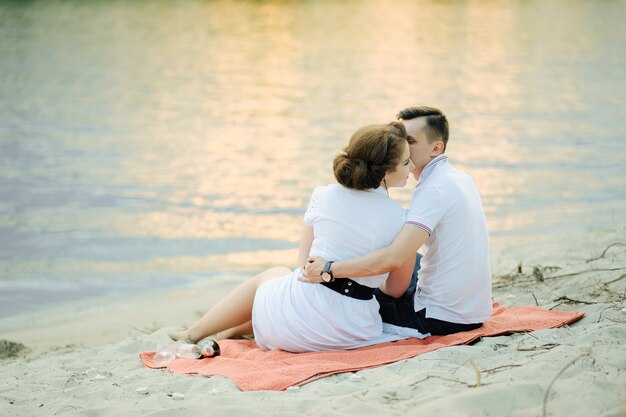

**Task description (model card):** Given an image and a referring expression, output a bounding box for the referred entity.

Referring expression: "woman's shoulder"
[308,184,340,204]
[312,184,403,207]
[314,184,379,199]
[311,183,343,196]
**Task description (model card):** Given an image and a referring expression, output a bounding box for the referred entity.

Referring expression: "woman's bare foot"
[168,330,195,343]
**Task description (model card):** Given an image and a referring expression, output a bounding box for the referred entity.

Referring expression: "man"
[301,106,492,337]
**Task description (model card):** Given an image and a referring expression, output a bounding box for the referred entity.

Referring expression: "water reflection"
[1,0,625,316]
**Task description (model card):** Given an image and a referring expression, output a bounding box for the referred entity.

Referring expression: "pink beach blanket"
[140,302,584,391]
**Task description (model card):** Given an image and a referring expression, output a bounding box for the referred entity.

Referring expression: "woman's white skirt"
[252,269,406,352]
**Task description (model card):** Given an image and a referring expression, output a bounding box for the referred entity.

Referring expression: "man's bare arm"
[301,225,429,281]
[378,253,416,297]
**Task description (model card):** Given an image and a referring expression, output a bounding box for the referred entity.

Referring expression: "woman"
[170,121,415,352]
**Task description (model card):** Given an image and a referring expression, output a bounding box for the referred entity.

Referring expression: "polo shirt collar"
[419,154,448,181]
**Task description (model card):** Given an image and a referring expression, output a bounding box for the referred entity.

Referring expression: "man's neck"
[419,154,448,182]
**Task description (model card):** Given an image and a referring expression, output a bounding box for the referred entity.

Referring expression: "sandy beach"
[0,227,624,417]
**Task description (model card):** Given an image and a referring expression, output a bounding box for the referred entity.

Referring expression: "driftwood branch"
[493,267,626,290]
[552,296,598,305]
[517,343,560,352]
[547,267,626,280]
[586,242,626,263]
[469,359,481,388]
[409,374,473,388]
[542,350,591,417]
[480,364,523,374]
[603,273,626,285]
[531,292,539,306]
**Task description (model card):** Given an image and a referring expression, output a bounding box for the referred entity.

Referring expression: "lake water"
[1,0,625,318]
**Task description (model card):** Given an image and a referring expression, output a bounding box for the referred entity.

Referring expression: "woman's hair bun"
[333,122,407,190]
[333,154,372,190]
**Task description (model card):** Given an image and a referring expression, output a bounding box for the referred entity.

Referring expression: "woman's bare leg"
[217,321,253,340]
[169,267,291,343]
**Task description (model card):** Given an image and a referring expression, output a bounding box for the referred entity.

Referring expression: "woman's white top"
[252,184,407,352]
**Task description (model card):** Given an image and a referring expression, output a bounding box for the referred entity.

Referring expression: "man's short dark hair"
[397,106,449,152]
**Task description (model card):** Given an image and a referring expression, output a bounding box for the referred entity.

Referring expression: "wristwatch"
[320,261,335,283]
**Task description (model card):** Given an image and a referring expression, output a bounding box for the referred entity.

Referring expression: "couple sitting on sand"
[170,106,492,352]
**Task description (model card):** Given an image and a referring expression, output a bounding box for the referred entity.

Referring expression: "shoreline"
[0,226,623,358]
[0,280,242,358]
[0,226,610,316]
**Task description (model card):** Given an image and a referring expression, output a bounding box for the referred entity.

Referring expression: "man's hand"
[298,256,327,283]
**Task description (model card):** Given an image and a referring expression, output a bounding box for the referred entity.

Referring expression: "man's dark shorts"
[374,253,483,336]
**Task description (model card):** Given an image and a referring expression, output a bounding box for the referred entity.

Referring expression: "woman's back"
[305,184,406,287]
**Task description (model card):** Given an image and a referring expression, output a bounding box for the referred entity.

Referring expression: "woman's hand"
[298,256,327,283]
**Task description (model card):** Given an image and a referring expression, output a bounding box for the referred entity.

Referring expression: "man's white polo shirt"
[406,155,492,324]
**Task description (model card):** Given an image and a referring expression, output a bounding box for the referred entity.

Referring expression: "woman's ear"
[431,141,445,157]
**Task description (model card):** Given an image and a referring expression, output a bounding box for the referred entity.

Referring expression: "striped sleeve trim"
[405,221,432,235]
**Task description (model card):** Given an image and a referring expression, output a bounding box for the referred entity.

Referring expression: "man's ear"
[430,140,445,156]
